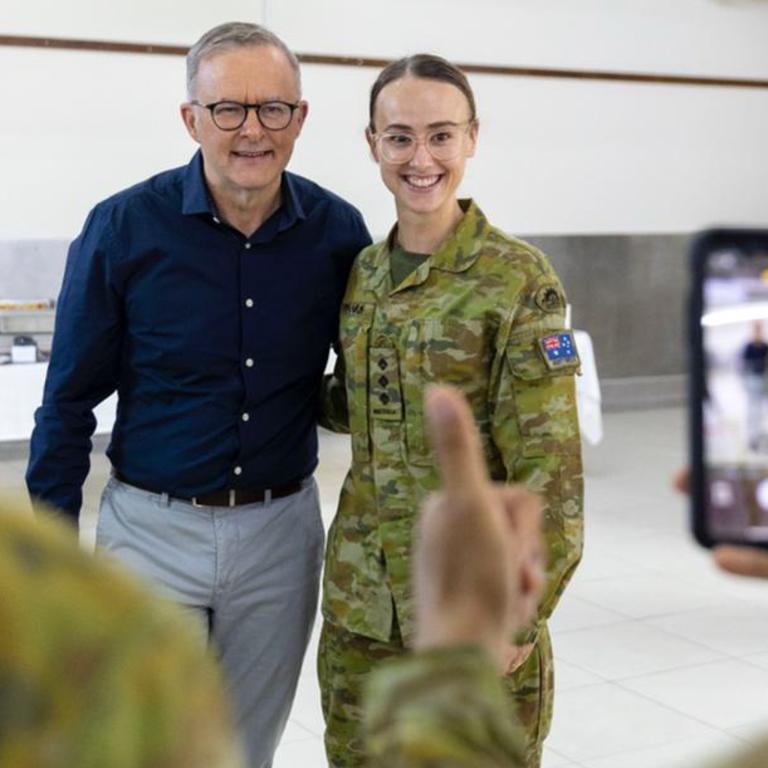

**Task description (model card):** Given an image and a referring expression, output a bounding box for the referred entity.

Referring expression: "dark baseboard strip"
[1,34,766,90]
[0,439,30,462]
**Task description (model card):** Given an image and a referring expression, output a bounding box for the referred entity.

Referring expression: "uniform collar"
[423,199,489,274]
[368,199,489,295]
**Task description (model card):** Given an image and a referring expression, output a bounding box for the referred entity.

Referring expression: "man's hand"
[675,468,768,580]
[413,385,545,671]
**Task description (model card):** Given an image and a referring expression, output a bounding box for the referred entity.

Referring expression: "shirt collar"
[181,152,307,231]
[277,171,307,231]
[181,151,214,217]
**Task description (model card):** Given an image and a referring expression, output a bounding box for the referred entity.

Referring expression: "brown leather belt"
[113,471,303,508]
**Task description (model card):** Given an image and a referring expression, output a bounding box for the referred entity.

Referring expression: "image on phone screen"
[700,238,768,544]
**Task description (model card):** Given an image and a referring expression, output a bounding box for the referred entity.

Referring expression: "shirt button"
[245,298,254,308]
[234,466,243,476]
[244,242,252,250]
[245,358,254,367]
[241,412,250,422]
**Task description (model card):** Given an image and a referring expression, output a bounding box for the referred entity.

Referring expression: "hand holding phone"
[690,229,768,548]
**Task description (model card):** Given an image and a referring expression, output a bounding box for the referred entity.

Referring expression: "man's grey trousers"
[96,475,325,768]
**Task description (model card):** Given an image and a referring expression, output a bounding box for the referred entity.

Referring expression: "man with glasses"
[27,21,370,768]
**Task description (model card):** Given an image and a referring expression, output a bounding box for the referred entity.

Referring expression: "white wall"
[269,0,768,78]
[1,0,766,239]
[2,0,264,43]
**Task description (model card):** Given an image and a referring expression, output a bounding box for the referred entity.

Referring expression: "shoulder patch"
[534,284,566,314]
[538,331,580,371]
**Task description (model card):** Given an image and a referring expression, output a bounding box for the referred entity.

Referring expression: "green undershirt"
[390,242,430,287]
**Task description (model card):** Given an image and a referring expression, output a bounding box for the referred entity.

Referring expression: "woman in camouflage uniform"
[319,53,584,768]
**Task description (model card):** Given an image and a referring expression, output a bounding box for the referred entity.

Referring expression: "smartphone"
[691,229,768,548]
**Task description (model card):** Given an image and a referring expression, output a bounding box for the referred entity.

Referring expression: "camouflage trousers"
[318,616,554,768]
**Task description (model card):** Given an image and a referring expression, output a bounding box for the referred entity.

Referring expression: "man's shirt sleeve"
[318,207,371,433]
[26,205,123,523]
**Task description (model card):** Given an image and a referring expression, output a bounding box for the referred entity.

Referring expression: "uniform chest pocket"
[403,317,491,465]
[340,303,375,461]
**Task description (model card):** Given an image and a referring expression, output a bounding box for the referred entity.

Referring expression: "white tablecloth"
[0,362,116,442]
[574,329,603,445]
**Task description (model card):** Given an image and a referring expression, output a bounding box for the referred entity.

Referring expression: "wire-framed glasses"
[373,121,474,163]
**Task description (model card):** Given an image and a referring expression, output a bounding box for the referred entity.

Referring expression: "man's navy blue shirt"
[27,152,370,521]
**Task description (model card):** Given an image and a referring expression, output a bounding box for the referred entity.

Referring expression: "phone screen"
[693,230,768,547]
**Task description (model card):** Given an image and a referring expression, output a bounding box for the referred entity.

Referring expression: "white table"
[574,329,603,445]
[0,362,116,442]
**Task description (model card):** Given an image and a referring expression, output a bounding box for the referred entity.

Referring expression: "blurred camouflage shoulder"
[365,645,524,768]
[704,738,768,768]
[0,502,242,768]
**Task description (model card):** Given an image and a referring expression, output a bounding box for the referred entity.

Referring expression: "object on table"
[11,335,38,364]
[0,298,55,311]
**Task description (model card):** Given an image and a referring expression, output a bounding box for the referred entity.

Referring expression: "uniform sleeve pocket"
[506,336,581,455]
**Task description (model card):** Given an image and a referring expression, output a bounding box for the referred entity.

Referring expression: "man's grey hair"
[186,21,301,98]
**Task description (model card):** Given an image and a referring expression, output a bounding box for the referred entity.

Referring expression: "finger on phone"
[425,384,489,497]
[713,545,768,579]
[673,467,690,495]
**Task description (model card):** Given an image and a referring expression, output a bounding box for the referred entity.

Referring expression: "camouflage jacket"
[320,200,584,644]
[0,503,243,768]
[365,646,768,768]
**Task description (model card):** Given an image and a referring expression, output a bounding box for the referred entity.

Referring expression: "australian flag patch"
[538,331,580,371]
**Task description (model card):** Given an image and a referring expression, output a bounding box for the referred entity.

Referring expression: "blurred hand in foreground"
[414,385,545,671]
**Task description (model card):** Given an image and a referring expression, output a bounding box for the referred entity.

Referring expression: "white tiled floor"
[4,406,768,767]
